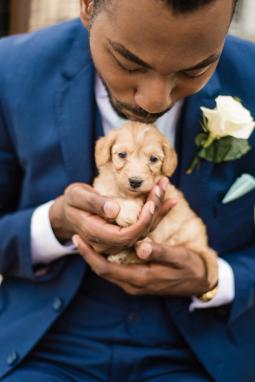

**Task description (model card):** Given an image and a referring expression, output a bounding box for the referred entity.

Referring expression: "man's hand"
[72,237,218,297]
[49,177,174,255]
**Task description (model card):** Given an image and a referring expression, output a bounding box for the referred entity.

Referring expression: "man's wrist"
[31,201,77,265]
[196,282,218,302]
[190,258,235,311]
[49,196,72,242]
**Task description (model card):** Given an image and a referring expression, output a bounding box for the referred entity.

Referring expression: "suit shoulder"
[219,35,255,78]
[216,35,255,108]
[224,34,255,59]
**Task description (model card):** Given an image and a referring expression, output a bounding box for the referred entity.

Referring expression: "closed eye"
[181,65,212,79]
[114,57,146,74]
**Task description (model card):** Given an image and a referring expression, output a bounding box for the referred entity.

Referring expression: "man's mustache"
[116,101,171,120]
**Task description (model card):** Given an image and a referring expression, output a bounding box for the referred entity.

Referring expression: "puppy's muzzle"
[129,177,144,189]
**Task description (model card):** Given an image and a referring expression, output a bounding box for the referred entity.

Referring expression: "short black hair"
[165,0,238,13]
[93,0,238,15]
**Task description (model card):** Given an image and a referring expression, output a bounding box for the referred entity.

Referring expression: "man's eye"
[150,155,159,163]
[114,57,146,74]
[181,66,210,79]
[118,152,127,159]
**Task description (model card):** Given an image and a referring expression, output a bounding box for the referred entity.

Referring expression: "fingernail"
[138,243,152,259]
[148,201,155,214]
[155,186,161,198]
[171,198,178,207]
[104,201,119,218]
[162,177,169,192]
[72,235,79,248]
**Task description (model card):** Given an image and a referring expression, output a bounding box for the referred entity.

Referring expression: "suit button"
[127,312,140,325]
[7,351,19,366]
[52,297,64,312]
[217,307,229,317]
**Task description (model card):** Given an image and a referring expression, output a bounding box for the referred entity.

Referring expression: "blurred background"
[0,0,255,40]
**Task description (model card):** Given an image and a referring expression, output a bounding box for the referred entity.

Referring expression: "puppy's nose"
[129,177,144,189]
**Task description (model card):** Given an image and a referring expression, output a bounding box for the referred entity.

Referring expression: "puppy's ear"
[162,139,178,177]
[95,131,116,168]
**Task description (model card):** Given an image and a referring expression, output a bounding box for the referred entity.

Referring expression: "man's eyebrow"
[107,39,153,69]
[107,38,220,72]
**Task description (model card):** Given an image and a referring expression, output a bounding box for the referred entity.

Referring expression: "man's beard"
[99,76,171,124]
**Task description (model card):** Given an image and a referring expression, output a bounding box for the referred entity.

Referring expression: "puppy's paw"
[107,252,129,264]
[108,250,144,264]
[116,200,142,227]
[168,235,179,246]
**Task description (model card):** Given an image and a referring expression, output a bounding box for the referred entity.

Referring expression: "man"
[0,0,254,381]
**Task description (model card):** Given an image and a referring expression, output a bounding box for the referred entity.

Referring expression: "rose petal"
[202,96,255,139]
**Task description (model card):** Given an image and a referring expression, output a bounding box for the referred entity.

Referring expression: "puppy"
[93,122,217,284]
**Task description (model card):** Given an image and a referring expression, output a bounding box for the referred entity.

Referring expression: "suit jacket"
[0,19,254,381]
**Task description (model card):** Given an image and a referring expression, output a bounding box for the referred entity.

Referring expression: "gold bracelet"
[196,283,218,303]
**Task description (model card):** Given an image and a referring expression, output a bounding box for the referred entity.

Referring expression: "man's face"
[81,0,233,123]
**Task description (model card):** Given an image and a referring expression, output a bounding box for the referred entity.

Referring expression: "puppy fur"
[93,122,217,287]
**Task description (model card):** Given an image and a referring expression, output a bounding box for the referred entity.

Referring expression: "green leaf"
[197,136,252,163]
[195,132,208,147]
[201,115,208,132]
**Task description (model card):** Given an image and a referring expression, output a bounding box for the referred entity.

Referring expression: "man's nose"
[134,75,174,114]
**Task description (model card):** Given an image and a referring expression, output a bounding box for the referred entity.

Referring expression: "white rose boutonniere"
[187,96,255,174]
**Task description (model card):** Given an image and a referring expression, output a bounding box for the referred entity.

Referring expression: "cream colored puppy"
[93,122,217,282]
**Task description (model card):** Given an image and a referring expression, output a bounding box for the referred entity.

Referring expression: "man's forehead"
[100,0,232,71]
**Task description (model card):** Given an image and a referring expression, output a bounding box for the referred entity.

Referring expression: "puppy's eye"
[118,152,127,159]
[150,155,159,163]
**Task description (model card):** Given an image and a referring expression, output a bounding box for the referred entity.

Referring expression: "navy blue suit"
[0,19,254,381]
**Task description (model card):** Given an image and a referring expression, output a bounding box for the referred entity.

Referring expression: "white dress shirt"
[31,74,234,309]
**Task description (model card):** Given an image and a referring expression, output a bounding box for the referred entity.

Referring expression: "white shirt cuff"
[31,200,77,265]
[189,257,235,312]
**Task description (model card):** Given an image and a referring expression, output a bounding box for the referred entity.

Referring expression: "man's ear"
[95,131,116,168]
[162,140,178,177]
[80,0,94,29]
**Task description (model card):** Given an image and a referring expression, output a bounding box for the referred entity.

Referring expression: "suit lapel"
[56,63,99,185]
[55,21,103,185]
[174,73,221,219]
[165,74,225,380]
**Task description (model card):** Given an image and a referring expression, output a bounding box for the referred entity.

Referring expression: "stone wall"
[27,0,255,40]
[230,0,255,40]
[29,0,79,31]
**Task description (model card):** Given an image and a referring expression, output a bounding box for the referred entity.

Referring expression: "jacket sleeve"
[0,97,35,278]
[223,242,255,325]
[0,29,72,281]
[0,91,64,281]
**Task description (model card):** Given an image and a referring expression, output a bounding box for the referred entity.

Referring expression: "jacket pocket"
[210,189,255,254]
[214,188,255,219]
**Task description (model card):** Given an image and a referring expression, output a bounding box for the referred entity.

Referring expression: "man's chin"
[123,111,157,124]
